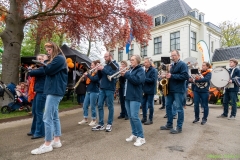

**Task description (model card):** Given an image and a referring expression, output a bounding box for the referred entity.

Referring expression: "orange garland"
[201,69,211,76]
[86,72,96,85]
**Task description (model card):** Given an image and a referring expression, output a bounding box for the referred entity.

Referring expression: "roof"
[212,45,240,62]
[61,44,92,68]
[147,0,192,23]
[205,22,221,33]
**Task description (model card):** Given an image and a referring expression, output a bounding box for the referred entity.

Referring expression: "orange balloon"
[66,58,72,63]
[68,62,74,68]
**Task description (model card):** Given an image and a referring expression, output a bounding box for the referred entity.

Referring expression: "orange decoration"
[66,58,72,63]
[68,62,74,68]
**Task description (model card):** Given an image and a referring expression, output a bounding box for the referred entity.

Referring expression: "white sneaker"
[105,124,112,132]
[78,119,88,125]
[31,144,53,155]
[134,137,146,147]
[51,140,62,148]
[126,135,137,142]
[89,120,97,126]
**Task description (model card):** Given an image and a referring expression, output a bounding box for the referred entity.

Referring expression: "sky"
[143,0,240,26]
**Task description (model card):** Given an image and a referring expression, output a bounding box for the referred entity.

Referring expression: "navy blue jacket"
[29,66,46,93]
[124,65,145,102]
[86,73,99,93]
[226,67,240,92]
[194,72,212,92]
[43,55,68,96]
[169,60,189,93]
[98,60,119,91]
[143,66,157,95]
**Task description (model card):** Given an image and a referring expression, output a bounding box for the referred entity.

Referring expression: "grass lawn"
[0,98,79,120]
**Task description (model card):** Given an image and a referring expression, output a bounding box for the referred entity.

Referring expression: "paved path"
[0,102,239,160]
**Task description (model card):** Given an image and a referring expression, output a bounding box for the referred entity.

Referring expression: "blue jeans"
[165,100,177,116]
[43,95,63,142]
[83,92,99,119]
[142,94,154,121]
[125,100,144,138]
[223,92,238,117]
[30,93,46,137]
[193,91,209,120]
[166,92,184,129]
[119,87,128,117]
[97,89,114,125]
[77,94,85,104]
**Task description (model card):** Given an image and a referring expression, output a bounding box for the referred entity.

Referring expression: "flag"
[126,29,134,54]
[197,40,210,63]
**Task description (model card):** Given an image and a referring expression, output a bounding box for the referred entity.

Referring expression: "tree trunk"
[34,32,41,56]
[87,39,91,57]
[0,0,25,85]
[59,33,64,47]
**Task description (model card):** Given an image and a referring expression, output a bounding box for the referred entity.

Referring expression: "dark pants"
[162,94,165,107]
[223,91,238,117]
[142,94,154,121]
[77,94,85,104]
[193,91,209,120]
[119,87,128,118]
[30,93,46,137]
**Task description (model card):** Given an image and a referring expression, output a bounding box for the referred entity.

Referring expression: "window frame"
[191,31,196,51]
[128,44,134,60]
[170,31,180,51]
[154,37,162,55]
[141,44,147,57]
[118,48,123,62]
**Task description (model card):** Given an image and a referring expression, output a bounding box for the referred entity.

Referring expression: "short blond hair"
[121,60,128,67]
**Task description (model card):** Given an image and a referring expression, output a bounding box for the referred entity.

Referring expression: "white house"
[112,0,221,68]
[212,45,240,69]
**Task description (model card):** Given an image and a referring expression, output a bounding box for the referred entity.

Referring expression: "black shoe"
[159,106,165,110]
[170,127,182,134]
[141,118,147,123]
[160,125,173,130]
[144,120,153,125]
[124,117,129,120]
[140,106,142,109]
[118,116,124,119]
[31,136,43,139]
[201,119,207,125]
[192,118,200,123]
[173,115,177,119]
[27,132,33,136]
[163,114,167,118]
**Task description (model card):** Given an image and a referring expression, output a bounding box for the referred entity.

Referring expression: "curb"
[0,105,81,124]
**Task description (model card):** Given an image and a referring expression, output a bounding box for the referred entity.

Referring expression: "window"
[211,41,214,53]
[170,31,180,51]
[190,9,199,19]
[199,13,204,22]
[110,50,114,56]
[118,48,123,62]
[128,44,134,60]
[154,37,162,55]
[141,44,147,57]
[154,61,161,69]
[191,31,196,51]
[155,15,166,26]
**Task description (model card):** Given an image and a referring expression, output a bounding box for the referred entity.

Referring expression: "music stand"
[161,57,171,64]
[191,69,201,79]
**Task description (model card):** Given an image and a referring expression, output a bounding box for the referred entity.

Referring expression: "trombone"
[107,67,129,81]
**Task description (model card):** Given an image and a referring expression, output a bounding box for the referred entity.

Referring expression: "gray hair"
[131,54,141,64]
[144,57,153,65]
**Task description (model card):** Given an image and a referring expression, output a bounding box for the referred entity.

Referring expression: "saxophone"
[160,64,170,96]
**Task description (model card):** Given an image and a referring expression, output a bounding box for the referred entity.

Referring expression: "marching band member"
[92,52,119,132]
[141,57,157,125]
[217,58,240,120]
[27,54,47,139]
[118,60,129,120]
[121,54,146,147]
[31,42,68,155]
[190,62,212,125]
[78,60,100,126]
[160,50,188,134]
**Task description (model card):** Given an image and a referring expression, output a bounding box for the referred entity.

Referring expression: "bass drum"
[211,68,230,88]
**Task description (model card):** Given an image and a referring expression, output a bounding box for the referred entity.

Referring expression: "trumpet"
[73,73,86,89]
[88,62,105,74]
[107,67,129,81]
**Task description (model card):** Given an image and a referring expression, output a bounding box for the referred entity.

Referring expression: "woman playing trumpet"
[78,60,100,126]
